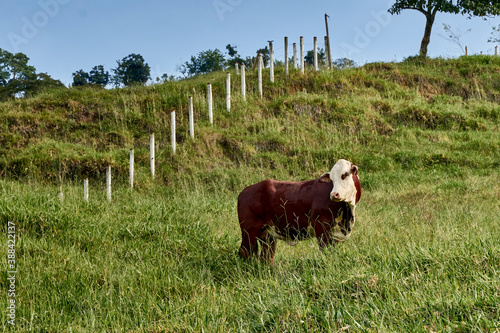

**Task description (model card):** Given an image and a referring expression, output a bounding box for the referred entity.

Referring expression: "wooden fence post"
[226,72,231,112]
[465,46,468,56]
[150,133,155,179]
[495,46,499,56]
[129,149,134,189]
[84,178,89,202]
[241,64,246,101]
[258,53,263,99]
[314,37,318,71]
[106,166,111,202]
[171,111,176,154]
[269,41,274,83]
[325,13,333,69]
[300,36,304,74]
[189,96,194,139]
[235,62,239,74]
[284,36,289,76]
[293,43,297,69]
[324,36,330,69]
[207,84,213,125]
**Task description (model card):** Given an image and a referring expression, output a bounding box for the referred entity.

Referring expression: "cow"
[237,159,361,264]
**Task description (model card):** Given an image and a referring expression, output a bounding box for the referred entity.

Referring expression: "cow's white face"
[319,159,358,207]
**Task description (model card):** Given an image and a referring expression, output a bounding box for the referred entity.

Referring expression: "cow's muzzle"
[330,192,341,201]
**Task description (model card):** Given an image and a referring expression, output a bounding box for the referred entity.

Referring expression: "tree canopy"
[389,0,500,56]
[72,65,110,87]
[1,48,64,100]
[180,49,227,77]
[112,54,151,87]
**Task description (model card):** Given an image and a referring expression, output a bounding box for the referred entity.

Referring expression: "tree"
[1,48,37,100]
[225,44,249,68]
[332,58,357,69]
[180,49,226,77]
[388,0,500,57]
[112,53,151,86]
[305,48,326,67]
[226,44,238,58]
[89,65,110,86]
[23,73,65,97]
[0,48,36,86]
[72,65,110,87]
[72,69,89,86]
[256,47,270,67]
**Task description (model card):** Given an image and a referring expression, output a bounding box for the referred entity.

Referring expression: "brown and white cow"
[237,159,361,264]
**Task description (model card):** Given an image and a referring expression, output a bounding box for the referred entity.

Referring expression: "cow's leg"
[314,220,335,249]
[239,223,261,260]
[259,234,277,264]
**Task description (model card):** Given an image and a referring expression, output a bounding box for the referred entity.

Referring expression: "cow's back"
[237,178,333,225]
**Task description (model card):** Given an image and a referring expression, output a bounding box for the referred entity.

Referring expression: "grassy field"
[1,56,499,332]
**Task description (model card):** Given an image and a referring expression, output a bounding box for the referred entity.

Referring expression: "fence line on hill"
[75,36,500,203]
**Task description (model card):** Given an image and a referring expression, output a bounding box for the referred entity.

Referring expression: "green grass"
[0,56,499,332]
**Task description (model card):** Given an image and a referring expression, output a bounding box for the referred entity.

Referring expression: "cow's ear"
[351,165,358,175]
[319,172,332,183]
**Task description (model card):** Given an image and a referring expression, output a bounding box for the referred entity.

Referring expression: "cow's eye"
[341,172,349,180]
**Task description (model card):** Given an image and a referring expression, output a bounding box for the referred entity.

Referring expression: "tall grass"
[0,56,499,331]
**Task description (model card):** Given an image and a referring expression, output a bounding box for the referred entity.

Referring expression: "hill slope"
[0,55,498,184]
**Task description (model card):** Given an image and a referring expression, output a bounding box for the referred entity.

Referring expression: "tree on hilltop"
[305,48,326,67]
[89,65,110,86]
[112,54,151,87]
[72,65,110,87]
[180,49,226,77]
[72,69,90,86]
[1,48,64,100]
[388,0,500,57]
[0,49,36,84]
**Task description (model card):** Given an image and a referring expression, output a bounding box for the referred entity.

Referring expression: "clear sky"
[1,0,498,86]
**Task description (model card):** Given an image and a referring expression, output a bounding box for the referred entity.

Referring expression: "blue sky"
[2,0,498,85]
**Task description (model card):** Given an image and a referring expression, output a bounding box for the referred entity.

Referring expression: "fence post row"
[76,36,500,204]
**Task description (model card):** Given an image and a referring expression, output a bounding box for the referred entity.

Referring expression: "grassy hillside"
[0,56,499,332]
[1,55,498,182]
